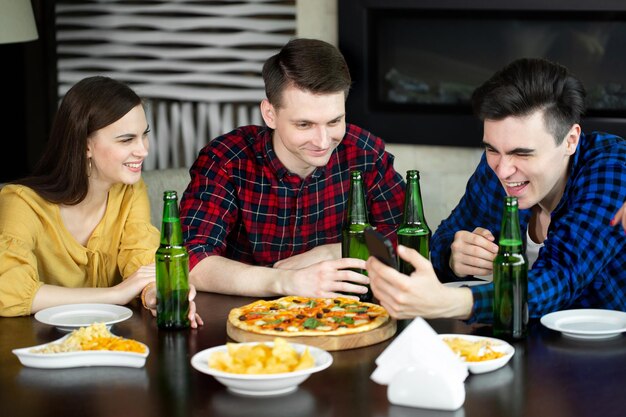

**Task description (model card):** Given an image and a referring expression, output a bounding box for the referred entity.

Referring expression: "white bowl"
[439,334,515,374]
[190,342,333,396]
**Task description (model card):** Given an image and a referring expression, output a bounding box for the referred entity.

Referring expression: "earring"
[87,158,92,177]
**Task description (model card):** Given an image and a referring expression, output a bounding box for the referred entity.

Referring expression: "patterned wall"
[54,0,296,169]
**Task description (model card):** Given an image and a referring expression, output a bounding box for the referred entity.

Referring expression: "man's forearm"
[189,255,291,296]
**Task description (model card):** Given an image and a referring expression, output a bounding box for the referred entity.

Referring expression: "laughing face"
[483,110,580,212]
[87,104,150,188]
[261,85,346,178]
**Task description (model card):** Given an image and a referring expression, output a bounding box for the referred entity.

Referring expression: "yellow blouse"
[0,180,160,316]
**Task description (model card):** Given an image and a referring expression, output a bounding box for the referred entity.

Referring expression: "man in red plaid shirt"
[179,38,405,298]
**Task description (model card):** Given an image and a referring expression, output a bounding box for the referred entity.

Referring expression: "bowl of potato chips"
[190,338,333,396]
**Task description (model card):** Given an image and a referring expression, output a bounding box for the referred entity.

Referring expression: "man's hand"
[273,243,341,270]
[449,227,499,277]
[611,201,626,232]
[279,257,369,299]
[189,254,367,300]
[368,245,473,320]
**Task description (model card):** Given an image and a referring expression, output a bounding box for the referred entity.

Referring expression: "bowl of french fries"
[190,338,333,396]
[440,334,515,374]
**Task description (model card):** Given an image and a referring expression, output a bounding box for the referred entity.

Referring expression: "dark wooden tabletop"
[1,292,625,417]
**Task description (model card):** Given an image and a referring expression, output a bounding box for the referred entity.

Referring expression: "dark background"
[339,0,626,147]
[1,0,56,183]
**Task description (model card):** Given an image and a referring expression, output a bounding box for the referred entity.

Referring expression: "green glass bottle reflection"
[341,170,372,302]
[156,190,190,330]
[397,170,431,275]
[493,196,528,339]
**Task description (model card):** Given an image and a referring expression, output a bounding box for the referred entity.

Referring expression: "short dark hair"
[471,58,586,144]
[17,76,142,205]
[262,38,352,108]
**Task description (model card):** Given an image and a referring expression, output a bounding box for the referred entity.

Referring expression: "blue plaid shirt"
[431,132,626,324]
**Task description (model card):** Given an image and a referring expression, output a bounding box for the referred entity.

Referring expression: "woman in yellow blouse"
[0,76,201,327]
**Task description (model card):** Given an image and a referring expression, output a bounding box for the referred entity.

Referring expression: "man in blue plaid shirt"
[367,58,626,324]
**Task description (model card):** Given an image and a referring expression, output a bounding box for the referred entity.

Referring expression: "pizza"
[228,296,390,336]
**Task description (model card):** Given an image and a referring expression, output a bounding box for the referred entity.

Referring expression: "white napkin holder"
[371,318,468,411]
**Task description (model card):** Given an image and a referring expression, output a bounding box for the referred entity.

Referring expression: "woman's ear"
[260,99,277,129]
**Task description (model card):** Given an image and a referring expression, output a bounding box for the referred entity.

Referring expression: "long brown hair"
[16,76,142,205]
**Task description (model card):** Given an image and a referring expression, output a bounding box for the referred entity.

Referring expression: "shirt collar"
[260,128,327,181]
[261,129,290,179]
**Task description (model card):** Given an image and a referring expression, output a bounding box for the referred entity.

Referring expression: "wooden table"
[2,292,626,417]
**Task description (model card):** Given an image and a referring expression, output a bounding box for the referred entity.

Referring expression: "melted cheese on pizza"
[230,296,389,336]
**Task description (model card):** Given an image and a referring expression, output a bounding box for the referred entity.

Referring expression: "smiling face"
[483,110,580,212]
[86,105,150,188]
[261,85,346,178]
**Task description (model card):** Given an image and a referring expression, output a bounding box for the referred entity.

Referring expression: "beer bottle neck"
[347,178,368,225]
[160,198,184,246]
[401,176,429,229]
[498,198,523,253]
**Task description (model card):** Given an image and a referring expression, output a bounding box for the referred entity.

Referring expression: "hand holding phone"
[364,226,398,270]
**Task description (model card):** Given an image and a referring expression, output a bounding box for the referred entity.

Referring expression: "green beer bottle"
[493,196,528,339]
[341,170,372,302]
[156,190,190,329]
[397,170,431,274]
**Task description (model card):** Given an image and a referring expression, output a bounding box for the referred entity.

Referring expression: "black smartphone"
[364,226,398,270]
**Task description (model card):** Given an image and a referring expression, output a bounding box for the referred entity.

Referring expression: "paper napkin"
[371,318,468,410]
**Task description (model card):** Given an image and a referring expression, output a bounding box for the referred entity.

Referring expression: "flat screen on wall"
[340,1,626,146]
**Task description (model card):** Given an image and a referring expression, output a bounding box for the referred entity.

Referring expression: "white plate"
[34,304,133,332]
[12,335,149,369]
[439,334,515,374]
[540,309,626,340]
[191,342,333,397]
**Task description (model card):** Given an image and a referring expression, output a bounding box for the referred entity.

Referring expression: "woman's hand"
[31,264,156,313]
[113,264,156,305]
[142,283,204,329]
[186,285,204,328]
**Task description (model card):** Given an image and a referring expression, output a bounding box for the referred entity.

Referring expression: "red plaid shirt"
[180,124,405,269]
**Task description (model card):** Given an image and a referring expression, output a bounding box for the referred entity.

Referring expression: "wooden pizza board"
[226,318,397,351]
